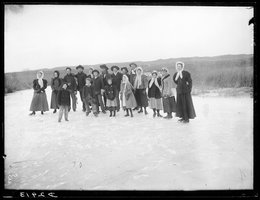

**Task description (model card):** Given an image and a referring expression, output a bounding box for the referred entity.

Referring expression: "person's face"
[54,72,58,77]
[62,84,67,89]
[152,73,157,78]
[137,69,141,75]
[101,68,106,73]
[86,80,91,85]
[113,68,118,73]
[93,72,98,77]
[77,68,83,73]
[161,70,167,76]
[66,69,71,74]
[176,64,183,71]
[122,69,127,74]
[130,64,136,70]
[37,72,43,78]
[108,79,112,85]
[89,69,93,74]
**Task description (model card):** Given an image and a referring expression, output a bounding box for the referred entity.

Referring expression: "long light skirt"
[29,91,49,111]
[149,98,163,110]
[106,98,117,107]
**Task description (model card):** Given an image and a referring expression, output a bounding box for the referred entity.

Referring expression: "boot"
[29,111,36,116]
[86,112,90,116]
[125,109,130,117]
[109,110,112,117]
[157,110,162,117]
[144,107,148,115]
[183,119,189,123]
[53,109,57,114]
[153,109,156,118]
[41,111,44,115]
[178,118,185,122]
[130,109,133,117]
[164,113,172,119]
[113,108,116,117]
[138,107,143,113]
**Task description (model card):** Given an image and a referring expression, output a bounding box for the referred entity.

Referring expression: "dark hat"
[100,64,108,70]
[66,67,72,71]
[76,65,84,70]
[92,69,100,74]
[111,65,119,71]
[129,62,137,67]
[54,70,60,77]
[121,67,128,73]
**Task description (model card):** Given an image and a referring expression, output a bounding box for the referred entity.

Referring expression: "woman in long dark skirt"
[50,70,62,113]
[173,61,196,123]
[29,71,49,115]
[148,70,163,118]
[133,66,149,115]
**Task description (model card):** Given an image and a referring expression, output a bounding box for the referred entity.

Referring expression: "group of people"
[29,62,196,123]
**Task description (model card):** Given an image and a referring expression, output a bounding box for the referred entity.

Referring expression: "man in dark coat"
[100,64,112,109]
[75,65,87,111]
[173,62,196,123]
[129,63,138,110]
[92,69,106,113]
[111,65,123,111]
[63,67,77,112]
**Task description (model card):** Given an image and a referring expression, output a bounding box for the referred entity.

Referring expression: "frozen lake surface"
[4,87,253,190]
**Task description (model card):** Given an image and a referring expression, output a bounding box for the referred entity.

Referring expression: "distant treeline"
[5,54,253,94]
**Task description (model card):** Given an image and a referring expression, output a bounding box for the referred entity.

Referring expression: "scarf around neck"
[37,71,44,88]
[149,77,160,89]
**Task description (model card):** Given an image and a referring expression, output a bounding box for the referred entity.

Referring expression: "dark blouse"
[148,78,162,99]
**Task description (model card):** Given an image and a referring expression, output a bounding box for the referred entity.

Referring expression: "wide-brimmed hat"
[151,70,158,76]
[121,67,128,73]
[175,61,185,69]
[76,65,84,70]
[92,69,100,74]
[66,67,72,71]
[111,65,119,71]
[100,64,108,70]
[129,62,137,67]
[85,77,92,82]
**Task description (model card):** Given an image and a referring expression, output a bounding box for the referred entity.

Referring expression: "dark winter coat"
[51,78,62,91]
[133,74,148,89]
[101,72,112,87]
[57,88,71,106]
[33,79,48,93]
[111,72,123,91]
[82,85,95,102]
[148,78,162,99]
[75,72,87,91]
[63,73,77,92]
[92,76,104,95]
[173,70,192,94]
[104,84,117,100]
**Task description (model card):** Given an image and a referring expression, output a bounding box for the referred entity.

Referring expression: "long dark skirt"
[176,93,196,120]
[162,96,176,113]
[30,91,49,111]
[50,90,59,109]
[135,89,148,107]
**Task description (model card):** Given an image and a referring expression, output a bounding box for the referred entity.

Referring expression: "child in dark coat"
[104,78,117,117]
[82,78,98,117]
[57,83,71,122]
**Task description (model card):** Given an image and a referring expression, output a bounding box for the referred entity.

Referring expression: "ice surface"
[4,86,253,190]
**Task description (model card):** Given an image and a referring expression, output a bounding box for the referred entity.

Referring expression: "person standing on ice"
[128,62,139,111]
[161,67,176,119]
[100,64,112,110]
[82,78,98,117]
[92,69,106,114]
[173,62,196,123]
[50,70,62,114]
[120,75,137,117]
[75,65,87,112]
[111,65,123,112]
[104,77,117,117]
[148,70,163,118]
[63,67,77,112]
[29,71,49,115]
[57,83,70,122]
[86,67,94,83]
[133,67,149,115]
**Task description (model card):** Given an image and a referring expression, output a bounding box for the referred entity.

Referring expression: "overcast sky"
[5,5,253,72]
